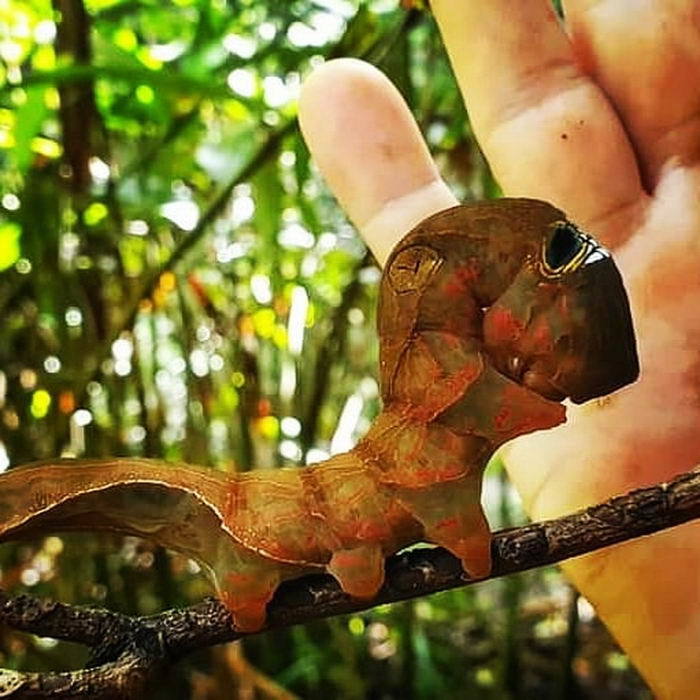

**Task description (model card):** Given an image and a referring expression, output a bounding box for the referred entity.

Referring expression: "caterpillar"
[0,199,639,632]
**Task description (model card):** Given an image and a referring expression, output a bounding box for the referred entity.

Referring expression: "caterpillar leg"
[327,543,385,599]
[215,547,283,632]
[395,476,492,579]
[220,572,279,633]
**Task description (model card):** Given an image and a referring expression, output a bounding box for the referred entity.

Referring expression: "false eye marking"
[541,221,607,277]
[545,222,584,270]
[387,245,442,294]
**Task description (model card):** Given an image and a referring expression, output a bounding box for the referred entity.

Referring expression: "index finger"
[299,59,457,265]
[431,0,648,247]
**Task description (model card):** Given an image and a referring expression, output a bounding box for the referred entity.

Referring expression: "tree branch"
[1,467,698,698]
[52,0,98,195]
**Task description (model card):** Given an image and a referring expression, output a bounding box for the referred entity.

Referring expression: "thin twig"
[1,467,698,698]
[300,251,373,459]
[221,644,300,700]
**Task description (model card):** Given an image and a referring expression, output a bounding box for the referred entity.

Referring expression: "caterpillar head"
[482,207,639,404]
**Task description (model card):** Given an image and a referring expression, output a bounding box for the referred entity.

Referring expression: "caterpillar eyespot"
[387,244,441,294]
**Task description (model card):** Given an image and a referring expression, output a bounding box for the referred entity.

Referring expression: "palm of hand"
[512,165,700,517]
[299,2,700,695]
[498,0,700,514]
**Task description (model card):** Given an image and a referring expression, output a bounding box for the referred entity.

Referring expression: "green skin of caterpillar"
[0,199,638,632]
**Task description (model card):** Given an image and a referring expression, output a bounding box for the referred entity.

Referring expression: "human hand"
[298,2,700,696]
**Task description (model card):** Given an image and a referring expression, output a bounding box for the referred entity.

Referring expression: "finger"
[430,0,648,247]
[298,58,457,266]
[564,0,700,187]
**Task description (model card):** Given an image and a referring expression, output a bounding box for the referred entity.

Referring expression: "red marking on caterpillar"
[489,306,525,342]
[493,406,511,430]
[435,516,460,532]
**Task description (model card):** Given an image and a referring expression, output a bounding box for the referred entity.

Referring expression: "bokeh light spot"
[30,389,51,419]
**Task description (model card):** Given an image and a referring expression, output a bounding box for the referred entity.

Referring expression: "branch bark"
[53,0,99,194]
[1,467,698,698]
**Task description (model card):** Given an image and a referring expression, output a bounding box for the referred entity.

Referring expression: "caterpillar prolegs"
[0,200,639,632]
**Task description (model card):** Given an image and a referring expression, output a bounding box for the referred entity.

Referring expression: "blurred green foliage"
[0,1,650,697]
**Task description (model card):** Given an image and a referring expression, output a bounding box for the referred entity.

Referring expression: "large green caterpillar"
[0,199,639,631]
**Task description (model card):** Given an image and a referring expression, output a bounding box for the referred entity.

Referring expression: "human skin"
[298,2,700,697]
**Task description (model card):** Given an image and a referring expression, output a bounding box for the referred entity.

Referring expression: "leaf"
[22,65,234,99]
[252,159,284,250]
[9,87,48,174]
[337,6,380,58]
[0,222,21,270]
[378,21,411,103]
